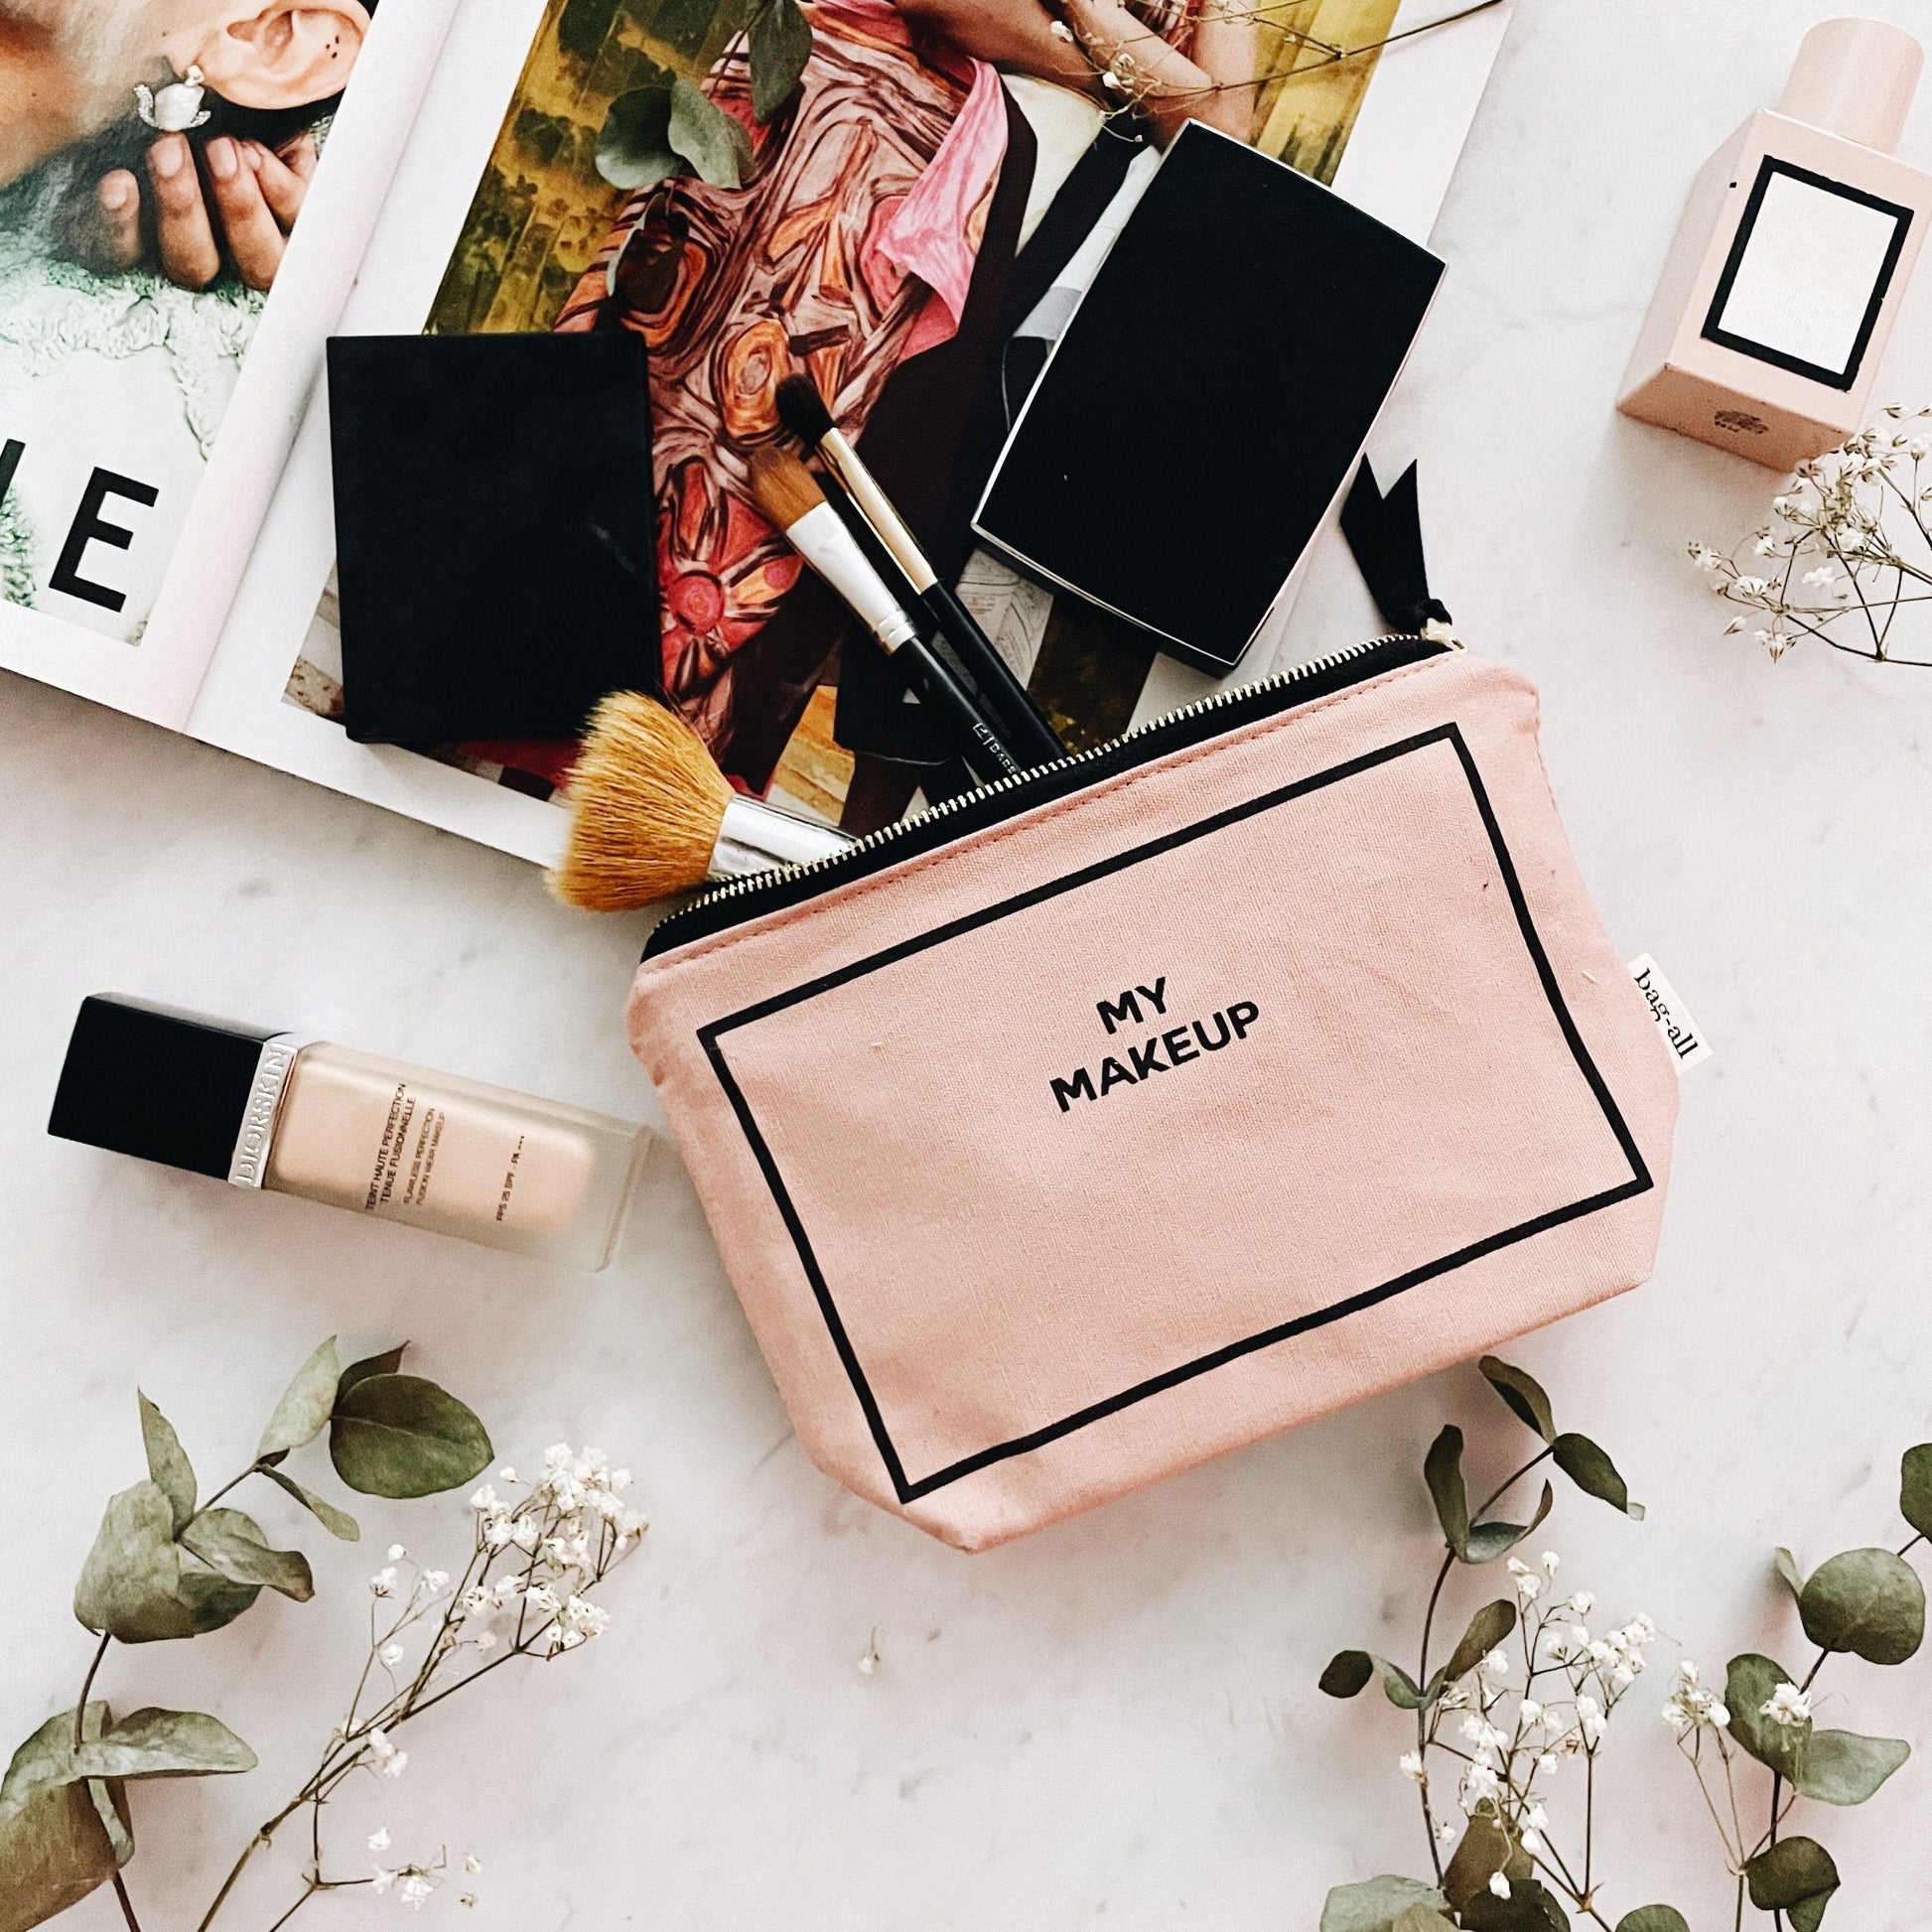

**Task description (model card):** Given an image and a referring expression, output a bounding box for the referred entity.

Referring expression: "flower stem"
[1414,1547,1457,1882]
[111,1872,142,1932]
[74,1631,110,1750]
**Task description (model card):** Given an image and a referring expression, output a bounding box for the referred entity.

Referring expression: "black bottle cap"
[49,995,284,1181]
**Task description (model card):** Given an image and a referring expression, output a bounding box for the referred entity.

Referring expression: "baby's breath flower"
[468,1485,498,1514]
[1488,1873,1511,1899]
[369,1567,398,1598]
[371,1868,398,1895]
[1762,1683,1812,1727]
[563,1595,609,1638]
[399,1873,434,1909]
[367,1828,391,1854]
[1398,1749,1427,1782]
[366,1726,408,1779]
[379,1643,405,1668]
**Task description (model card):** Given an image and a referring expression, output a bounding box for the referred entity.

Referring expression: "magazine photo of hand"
[0,0,382,644]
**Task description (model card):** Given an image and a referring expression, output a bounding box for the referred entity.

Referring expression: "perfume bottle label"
[1704,157,1915,390]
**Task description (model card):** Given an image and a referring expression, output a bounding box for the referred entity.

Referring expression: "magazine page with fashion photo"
[0,0,459,725]
[188,0,1511,865]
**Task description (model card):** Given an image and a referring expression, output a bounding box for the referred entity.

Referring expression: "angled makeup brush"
[773,375,1065,767]
[552,691,852,912]
[748,448,1022,785]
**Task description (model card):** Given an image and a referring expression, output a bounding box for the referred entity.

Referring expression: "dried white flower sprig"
[195,1444,644,1932]
[1318,1359,1932,1932]
[1690,407,1932,665]
[1,1340,642,1932]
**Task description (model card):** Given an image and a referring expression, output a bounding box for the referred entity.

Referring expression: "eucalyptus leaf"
[330,1375,491,1498]
[337,1344,407,1400]
[1774,1547,1806,1603]
[1744,1835,1838,1932]
[1725,1653,1806,1779]
[1425,1426,1471,1558]
[1902,1444,1932,1539]
[1460,1877,1570,1932]
[70,1709,255,1782]
[597,79,682,191]
[1318,1650,1375,1699]
[1793,1727,1909,1806]
[1318,1875,1447,1932]
[180,1509,313,1601]
[1442,1806,1512,1913]
[1615,1909,1690,1932]
[1443,1599,1518,1684]
[1391,1910,1459,1932]
[73,1482,258,1643]
[1798,1548,1925,1664]
[1478,1357,1555,1442]
[1358,1655,1444,1711]
[668,77,753,188]
[0,1709,128,1932]
[747,0,811,121]
[257,1337,341,1460]
[77,1704,129,1866]
[1551,1433,1643,1518]
[138,1393,196,1534]
[1464,1484,1555,1565]
[258,1466,359,1543]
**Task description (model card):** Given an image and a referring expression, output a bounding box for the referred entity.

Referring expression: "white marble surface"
[9,2,1932,1925]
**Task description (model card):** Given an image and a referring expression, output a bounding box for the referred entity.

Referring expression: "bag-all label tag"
[1627,954,1713,1074]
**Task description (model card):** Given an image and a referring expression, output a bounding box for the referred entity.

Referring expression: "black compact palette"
[326,330,657,745]
[973,123,1446,677]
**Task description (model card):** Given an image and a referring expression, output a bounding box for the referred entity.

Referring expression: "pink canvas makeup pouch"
[626,640,1678,1551]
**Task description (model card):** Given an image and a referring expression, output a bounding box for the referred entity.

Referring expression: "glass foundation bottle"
[50,995,649,1271]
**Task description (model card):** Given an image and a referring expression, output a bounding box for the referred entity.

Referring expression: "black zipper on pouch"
[642,632,1455,960]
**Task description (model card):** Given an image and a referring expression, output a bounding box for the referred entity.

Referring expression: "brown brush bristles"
[774,373,834,447]
[549,691,733,911]
[748,446,826,531]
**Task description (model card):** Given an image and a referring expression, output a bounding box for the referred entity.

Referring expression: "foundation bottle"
[49,995,649,1271]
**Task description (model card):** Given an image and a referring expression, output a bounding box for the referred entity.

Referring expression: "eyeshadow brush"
[748,448,1022,785]
[773,375,1066,767]
[552,691,853,912]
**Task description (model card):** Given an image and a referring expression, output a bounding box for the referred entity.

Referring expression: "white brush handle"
[783,503,920,649]
[712,795,854,880]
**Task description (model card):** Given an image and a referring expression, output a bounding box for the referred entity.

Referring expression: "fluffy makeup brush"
[748,448,1022,784]
[551,691,851,911]
[773,375,1065,766]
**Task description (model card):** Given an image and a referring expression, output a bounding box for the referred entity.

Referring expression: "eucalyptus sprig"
[1317,1360,1932,1932]
[1,1338,494,1932]
[595,0,812,198]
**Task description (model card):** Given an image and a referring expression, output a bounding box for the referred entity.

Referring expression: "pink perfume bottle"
[1618,18,1930,470]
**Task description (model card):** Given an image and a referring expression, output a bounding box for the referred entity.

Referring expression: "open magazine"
[0,0,1513,868]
